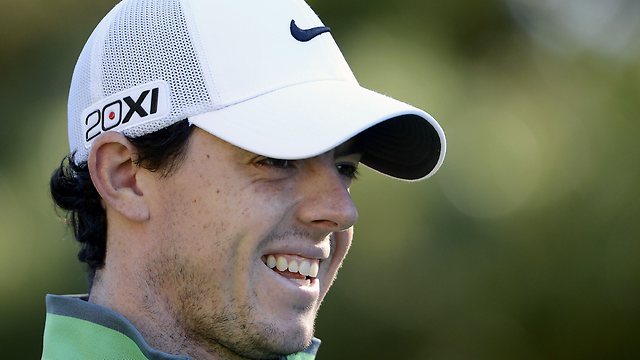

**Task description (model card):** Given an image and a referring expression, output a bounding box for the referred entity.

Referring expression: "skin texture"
[87,128,360,359]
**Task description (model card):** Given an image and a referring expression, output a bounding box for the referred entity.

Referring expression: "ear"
[88,131,150,222]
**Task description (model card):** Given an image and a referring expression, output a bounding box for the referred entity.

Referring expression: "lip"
[261,243,330,261]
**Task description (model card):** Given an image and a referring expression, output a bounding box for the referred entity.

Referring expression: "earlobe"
[88,131,150,222]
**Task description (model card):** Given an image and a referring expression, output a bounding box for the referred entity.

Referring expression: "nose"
[295,157,359,232]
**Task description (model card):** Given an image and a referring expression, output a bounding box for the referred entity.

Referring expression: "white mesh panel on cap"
[67,36,97,161]
[69,0,215,163]
[68,4,121,162]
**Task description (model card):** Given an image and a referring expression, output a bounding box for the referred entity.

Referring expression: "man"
[43,0,446,359]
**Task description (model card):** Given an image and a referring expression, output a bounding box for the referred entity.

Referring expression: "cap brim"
[189,80,446,180]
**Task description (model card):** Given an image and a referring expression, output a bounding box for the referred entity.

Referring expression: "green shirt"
[42,294,320,360]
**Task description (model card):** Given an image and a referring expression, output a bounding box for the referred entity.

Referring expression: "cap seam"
[211,78,354,112]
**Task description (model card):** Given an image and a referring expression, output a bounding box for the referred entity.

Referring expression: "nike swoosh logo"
[290,19,331,42]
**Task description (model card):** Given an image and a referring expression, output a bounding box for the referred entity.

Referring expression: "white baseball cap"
[68,0,446,180]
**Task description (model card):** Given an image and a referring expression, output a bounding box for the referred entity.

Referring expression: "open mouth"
[262,254,319,287]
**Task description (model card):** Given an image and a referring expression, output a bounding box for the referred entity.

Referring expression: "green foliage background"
[1,0,639,358]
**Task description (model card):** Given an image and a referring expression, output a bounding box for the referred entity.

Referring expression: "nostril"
[311,219,339,230]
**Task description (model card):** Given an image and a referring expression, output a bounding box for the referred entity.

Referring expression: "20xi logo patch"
[81,80,170,146]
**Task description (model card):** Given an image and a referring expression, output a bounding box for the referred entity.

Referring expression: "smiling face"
[142,128,360,358]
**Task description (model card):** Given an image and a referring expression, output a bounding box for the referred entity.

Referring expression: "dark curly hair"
[50,119,195,288]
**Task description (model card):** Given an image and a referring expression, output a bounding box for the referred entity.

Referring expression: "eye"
[256,157,295,169]
[336,163,360,180]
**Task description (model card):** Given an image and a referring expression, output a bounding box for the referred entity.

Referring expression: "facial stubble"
[142,231,321,359]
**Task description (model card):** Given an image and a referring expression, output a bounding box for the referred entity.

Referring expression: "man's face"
[143,128,360,358]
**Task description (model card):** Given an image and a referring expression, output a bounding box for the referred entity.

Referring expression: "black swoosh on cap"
[290,19,331,42]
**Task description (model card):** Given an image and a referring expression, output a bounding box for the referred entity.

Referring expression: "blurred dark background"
[1,0,639,358]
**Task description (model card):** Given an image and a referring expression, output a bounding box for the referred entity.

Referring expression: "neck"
[88,219,254,360]
[89,266,246,360]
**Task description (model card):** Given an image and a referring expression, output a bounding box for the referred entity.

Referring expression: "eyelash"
[256,158,359,180]
[257,158,295,169]
[336,163,360,180]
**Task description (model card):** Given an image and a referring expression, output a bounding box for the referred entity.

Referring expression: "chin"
[270,335,313,357]
[263,315,315,356]
[214,322,314,360]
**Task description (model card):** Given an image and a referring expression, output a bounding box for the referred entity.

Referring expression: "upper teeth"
[265,255,319,278]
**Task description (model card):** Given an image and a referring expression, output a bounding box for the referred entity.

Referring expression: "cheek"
[150,173,235,266]
[150,171,279,272]
[331,228,354,267]
[156,167,233,226]
[319,229,353,302]
[148,191,239,310]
